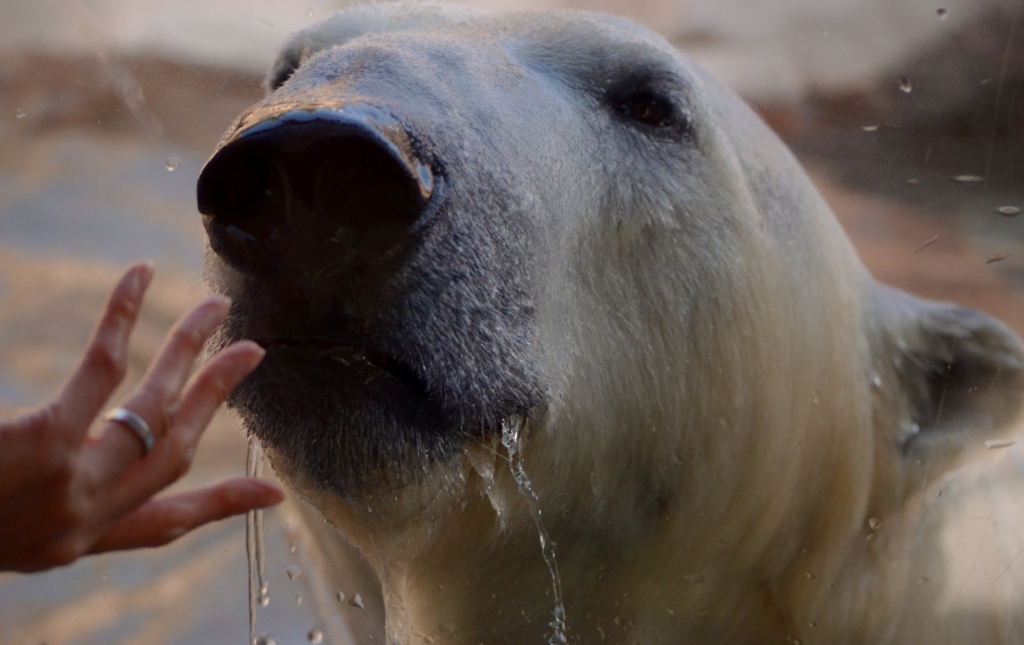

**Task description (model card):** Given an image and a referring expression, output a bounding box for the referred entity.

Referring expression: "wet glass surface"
[0,1,1020,644]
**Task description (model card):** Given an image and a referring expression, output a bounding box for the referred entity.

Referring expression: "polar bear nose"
[197,107,433,273]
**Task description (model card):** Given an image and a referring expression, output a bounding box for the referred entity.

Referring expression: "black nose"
[197,107,433,274]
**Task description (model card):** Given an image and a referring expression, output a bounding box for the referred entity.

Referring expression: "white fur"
[239,4,1024,643]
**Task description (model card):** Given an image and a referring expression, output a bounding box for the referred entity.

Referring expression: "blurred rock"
[758,3,1023,210]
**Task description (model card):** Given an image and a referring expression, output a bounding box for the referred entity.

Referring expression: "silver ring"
[103,407,155,454]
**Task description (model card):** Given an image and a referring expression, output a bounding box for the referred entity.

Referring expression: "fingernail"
[198,294,231,325]
[249,346,267,366]
[232,343,266,378]
[207,293,231,310]
[249,479,285,505]
[240,341,266,360]
[133,262,155,297]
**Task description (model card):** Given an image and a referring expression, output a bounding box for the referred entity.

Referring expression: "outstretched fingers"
[89,295,234,476]
[87,477,283,554]
[55,262,154,446]
[98,339,265,522]
[138,294,234,409]
[0,262,283,573]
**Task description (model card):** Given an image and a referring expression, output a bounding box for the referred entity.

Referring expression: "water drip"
[379,562,410,645]
[501,418,567,645]
[246,438,269,645]
[466,442,508,529]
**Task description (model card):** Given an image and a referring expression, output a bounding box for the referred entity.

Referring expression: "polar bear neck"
[294,403,903,645]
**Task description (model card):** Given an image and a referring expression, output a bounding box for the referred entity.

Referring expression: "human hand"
[0,262,283,573]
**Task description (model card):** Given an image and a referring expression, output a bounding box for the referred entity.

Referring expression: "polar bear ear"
[265,9,395,92]
[876,287,1024,468]
[267,48,304,92]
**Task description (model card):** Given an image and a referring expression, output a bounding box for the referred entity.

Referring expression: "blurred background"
[0,0,1020,644]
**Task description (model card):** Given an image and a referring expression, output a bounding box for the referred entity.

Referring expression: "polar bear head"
[198,4,1024,642]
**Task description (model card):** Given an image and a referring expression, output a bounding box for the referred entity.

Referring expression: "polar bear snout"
[197,106,435,278]
[197,72,547,497]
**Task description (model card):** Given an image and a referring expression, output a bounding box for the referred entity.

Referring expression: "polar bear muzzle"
[196,50,549,497]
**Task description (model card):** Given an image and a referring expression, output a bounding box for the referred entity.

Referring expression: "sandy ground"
[0,2,1020,645]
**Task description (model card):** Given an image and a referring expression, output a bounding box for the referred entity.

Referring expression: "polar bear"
[197,4,1024,644]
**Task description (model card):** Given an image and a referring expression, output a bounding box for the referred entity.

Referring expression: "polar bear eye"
[622,93,670,127]
[608,86,688,139]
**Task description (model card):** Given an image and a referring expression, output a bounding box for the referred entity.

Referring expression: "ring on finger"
[103,407,156,454]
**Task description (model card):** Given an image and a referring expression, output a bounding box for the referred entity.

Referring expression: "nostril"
[198,149,285,242]
[198,109,434,266]
[313,137,425,231]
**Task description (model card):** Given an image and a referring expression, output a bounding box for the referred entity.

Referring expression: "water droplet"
[286,565,303,581]
[306,7,315,17]
[255,636,277,645]
[349,593,365,609]
[866,533,876,541]
[308,629,324,644]
[937,8,948,19]
[804,571,815,580]
[986,251,1011,264]
[15,107,27,119]
[871,374,882,388]
[296,593,303,606]
[787,637,803,644]
[684,572,706,583]
[951,174,985,184]
[985,439,1015,450]
[336,591,346,603]
[906,178,920,185]
[165,156,181,172]
[995,206,1021,217]
[860,123,880,132]
[868,517,883,530]
[915,236,938,253]
[259,596,269,607]
[425,637,436,644]
[808,621,817,628]
[899,76,912,93]
[289,542,297,554]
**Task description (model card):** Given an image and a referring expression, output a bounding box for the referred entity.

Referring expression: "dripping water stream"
[501,419,567,645]
[246,438,269,645]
